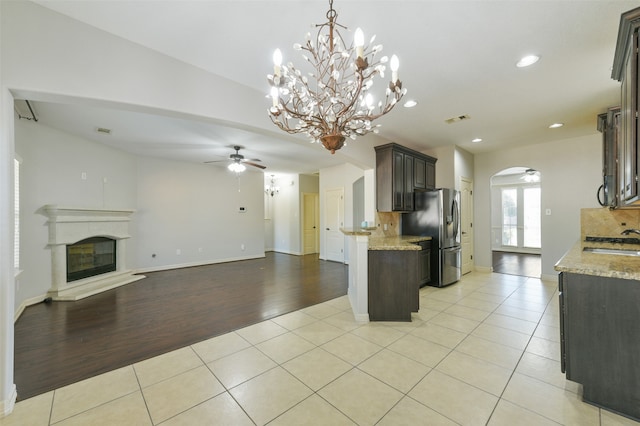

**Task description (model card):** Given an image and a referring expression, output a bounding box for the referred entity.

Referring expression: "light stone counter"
[555,240,640,280]
[340,228,431,250]
[368,235,432,250]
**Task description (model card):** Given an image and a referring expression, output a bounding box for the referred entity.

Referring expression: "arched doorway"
[490,167,541,278]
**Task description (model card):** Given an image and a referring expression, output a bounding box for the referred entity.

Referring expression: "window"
[14,157,20,270]
[501,188,517,246]
[523,187,541,248]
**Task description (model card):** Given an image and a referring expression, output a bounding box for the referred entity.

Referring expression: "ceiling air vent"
[95,127,112,135]
[445,114,470,124]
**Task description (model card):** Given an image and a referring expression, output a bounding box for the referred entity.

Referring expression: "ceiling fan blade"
[203,160,227,164]
[244,161,266,169]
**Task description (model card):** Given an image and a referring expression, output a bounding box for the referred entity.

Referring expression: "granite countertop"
[555,239,640,280]
[368,235,432,251]
[340,228,432,250]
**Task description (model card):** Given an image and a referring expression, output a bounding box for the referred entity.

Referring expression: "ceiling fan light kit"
[267,0,407,154]
[205,145,265,173]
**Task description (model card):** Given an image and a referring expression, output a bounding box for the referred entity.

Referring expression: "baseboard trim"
[135,254,266,274]
[474,265,493,273]
[0,384,17,418]
[272,249,303,256]
[14,294,48,323]
[540,273,558,283]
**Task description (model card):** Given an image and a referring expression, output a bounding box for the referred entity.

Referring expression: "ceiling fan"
[205,145,266,172]
[521,168,540,182]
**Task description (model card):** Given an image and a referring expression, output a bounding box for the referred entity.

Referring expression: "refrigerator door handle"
[452,198,460,240]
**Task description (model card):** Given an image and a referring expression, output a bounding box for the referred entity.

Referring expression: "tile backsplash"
[581,208,640,240]
[368,212,401,237]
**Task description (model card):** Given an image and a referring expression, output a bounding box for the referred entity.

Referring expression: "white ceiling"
[22,0,638,175]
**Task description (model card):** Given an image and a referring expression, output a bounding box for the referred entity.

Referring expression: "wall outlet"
[176,249,181,255]
[81,172,87,180]
[241,244,245,251]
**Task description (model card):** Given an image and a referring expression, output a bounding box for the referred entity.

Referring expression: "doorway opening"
[490,167,541,278]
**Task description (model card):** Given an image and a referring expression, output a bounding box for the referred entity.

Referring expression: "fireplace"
[39,205,145,301]
[67,237,117,282]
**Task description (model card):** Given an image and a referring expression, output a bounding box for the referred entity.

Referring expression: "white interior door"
[325,188,344,263]
[302,193,319,254]
[460,177,474,275]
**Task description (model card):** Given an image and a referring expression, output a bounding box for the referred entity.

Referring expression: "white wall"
[455,147,474,188]
[319,163,365,262]
[272,173,301,255]
[424,145,455,189]
[0,0,17,407]
[423,145,474,191]
[135,157,264,271]
[475,133,602,279]
[15,118,137,306]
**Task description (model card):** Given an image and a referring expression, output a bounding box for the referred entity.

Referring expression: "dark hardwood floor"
[492,251,541,278]
[14,252,348,401]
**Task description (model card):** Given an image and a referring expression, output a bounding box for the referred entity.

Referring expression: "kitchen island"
[555,240,640,421]
[341,228,431,322]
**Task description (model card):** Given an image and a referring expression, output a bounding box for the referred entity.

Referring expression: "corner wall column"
[0,83,17,416]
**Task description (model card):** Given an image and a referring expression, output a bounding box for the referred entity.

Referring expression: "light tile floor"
[3,272,640,425]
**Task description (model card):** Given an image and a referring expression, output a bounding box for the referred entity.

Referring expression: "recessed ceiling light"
[549,123,564,129]
[472,138,482,143]
[403,100,418,108]
[516,54,540,68]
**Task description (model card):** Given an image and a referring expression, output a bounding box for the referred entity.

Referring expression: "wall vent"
[445,114,471,124]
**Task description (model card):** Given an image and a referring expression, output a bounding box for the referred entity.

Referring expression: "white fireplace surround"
[39,205,145,301]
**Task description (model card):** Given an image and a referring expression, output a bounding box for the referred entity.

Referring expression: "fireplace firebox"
[66,237,117,282]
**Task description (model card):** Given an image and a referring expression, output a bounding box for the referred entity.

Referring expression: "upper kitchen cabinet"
[375,143,437,212]
[597,107,620,208]
[612,7,640,207]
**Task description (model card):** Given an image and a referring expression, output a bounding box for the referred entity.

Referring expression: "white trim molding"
[0,384,16,418]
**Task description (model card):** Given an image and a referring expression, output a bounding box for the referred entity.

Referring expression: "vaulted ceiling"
[22,0,638,174]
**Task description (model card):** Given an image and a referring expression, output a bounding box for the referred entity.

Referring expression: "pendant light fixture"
[267,0,407,154]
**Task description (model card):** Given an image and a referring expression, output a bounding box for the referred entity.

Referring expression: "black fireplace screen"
[66,237,116,282]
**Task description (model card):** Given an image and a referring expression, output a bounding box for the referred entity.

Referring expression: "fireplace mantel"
[39,205,145,301]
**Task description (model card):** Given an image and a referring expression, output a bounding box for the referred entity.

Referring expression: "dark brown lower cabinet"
[368,249,419,321]
[559,272,640,421]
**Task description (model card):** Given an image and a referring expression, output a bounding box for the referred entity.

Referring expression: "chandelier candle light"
[267,0,407,154]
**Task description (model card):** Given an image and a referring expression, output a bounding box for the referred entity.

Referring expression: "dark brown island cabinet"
[558,272,640,421]
[375,143,437,212]
[368,241,430,321]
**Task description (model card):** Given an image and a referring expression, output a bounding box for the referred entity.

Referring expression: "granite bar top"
[555,240,640,280]
[340,228,432,250]
[368,235,432,251]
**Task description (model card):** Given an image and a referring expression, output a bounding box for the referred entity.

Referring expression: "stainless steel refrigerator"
[402,188,461,287]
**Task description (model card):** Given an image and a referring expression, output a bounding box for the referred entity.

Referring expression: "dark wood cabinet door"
[414,157,426,190]
[392,151,405,211]
[426,160,436,190]
[375,143,438,212]
[562,272,640,420]
[404,154,414,211]
[368,249,419,321]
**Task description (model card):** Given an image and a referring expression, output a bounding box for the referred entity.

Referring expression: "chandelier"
[265,175,280,196]
[267,0,407,154]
